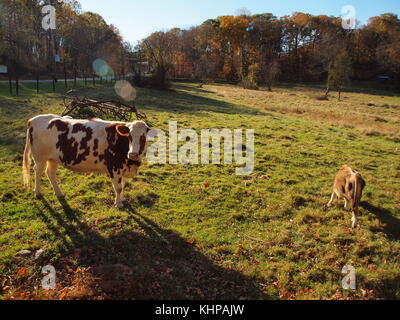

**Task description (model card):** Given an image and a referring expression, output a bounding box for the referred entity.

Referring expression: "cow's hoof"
[115,203,125,209]
[56,194,65,199]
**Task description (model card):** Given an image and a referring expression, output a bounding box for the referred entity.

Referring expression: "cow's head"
[115,121,152,161]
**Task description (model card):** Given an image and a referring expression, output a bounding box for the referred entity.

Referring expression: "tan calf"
[327,165,366,228]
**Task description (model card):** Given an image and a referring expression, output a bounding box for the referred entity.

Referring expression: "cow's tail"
[23,127,32,189]
[352,175,358,212]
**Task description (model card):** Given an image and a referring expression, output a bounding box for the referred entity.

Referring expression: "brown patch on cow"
[72,124,93,165]
[48,120,93,167]
[100,125,135,178]
[93,138,99,157]
[48,119,69,132]
[128,160,141,167]
[139,135,147,155]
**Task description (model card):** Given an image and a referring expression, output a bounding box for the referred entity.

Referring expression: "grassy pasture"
[0,80,399,300]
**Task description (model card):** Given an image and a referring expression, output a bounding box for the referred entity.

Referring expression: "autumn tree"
[326,51,353,100]
[140,30,178,89]
[367,13,400,91]
[217,15,249,81]
[247,14,282,90]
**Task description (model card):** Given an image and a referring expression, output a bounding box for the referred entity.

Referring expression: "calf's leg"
[351,211,358,229]
[351,204,359,228]
[46,160,64,198]
[327,191,337,207]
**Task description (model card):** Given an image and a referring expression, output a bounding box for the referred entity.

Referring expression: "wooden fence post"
[8,74,12,95]
[15,75,19,96]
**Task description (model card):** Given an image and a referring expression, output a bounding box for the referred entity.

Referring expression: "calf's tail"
[353,174,364,213]
[23,127,32,189]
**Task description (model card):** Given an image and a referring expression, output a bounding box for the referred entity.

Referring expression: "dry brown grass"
[205,83,400,138]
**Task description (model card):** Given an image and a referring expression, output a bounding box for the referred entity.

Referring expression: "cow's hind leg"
[46,160,64,198]
[351,211,358,229]
[112,176,124,209]
[351,205,359,229]
[34,161,46,198]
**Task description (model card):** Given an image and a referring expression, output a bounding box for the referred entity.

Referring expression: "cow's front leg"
[46,160,64,198]
[120,177,126,202]
[112,176,125,209]
[327,192,336,208]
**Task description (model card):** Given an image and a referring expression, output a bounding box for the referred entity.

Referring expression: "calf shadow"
[34,197,268,300]
[361,201,400,240]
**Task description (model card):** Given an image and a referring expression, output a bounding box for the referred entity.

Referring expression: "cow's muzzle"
[128,152,140,161]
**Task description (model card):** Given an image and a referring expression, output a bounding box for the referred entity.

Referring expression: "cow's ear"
[116,124,130,137]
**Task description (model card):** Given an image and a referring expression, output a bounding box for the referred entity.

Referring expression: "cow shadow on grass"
[34,197,268,300]
[361,201,400,240]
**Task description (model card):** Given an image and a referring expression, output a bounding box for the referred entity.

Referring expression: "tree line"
[1,0,399,95]
[136,12,400,93]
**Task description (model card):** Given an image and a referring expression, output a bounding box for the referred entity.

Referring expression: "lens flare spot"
[92,59,113,77]
[114,80,136,101]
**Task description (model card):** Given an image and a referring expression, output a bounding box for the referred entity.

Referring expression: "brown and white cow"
[327,165,366,228]
[23,114,151,208]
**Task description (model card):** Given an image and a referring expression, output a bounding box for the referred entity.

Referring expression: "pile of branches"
[61,91,148,123]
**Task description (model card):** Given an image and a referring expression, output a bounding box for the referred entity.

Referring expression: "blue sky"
[78,0,400,44]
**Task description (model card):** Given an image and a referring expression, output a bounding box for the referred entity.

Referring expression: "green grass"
[0,81,399,300]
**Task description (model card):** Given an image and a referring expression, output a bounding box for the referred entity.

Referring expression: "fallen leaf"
[18,267,27,276]
[59,291,67,300]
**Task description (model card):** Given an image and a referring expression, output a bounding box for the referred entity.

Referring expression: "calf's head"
[115,121,152,161]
